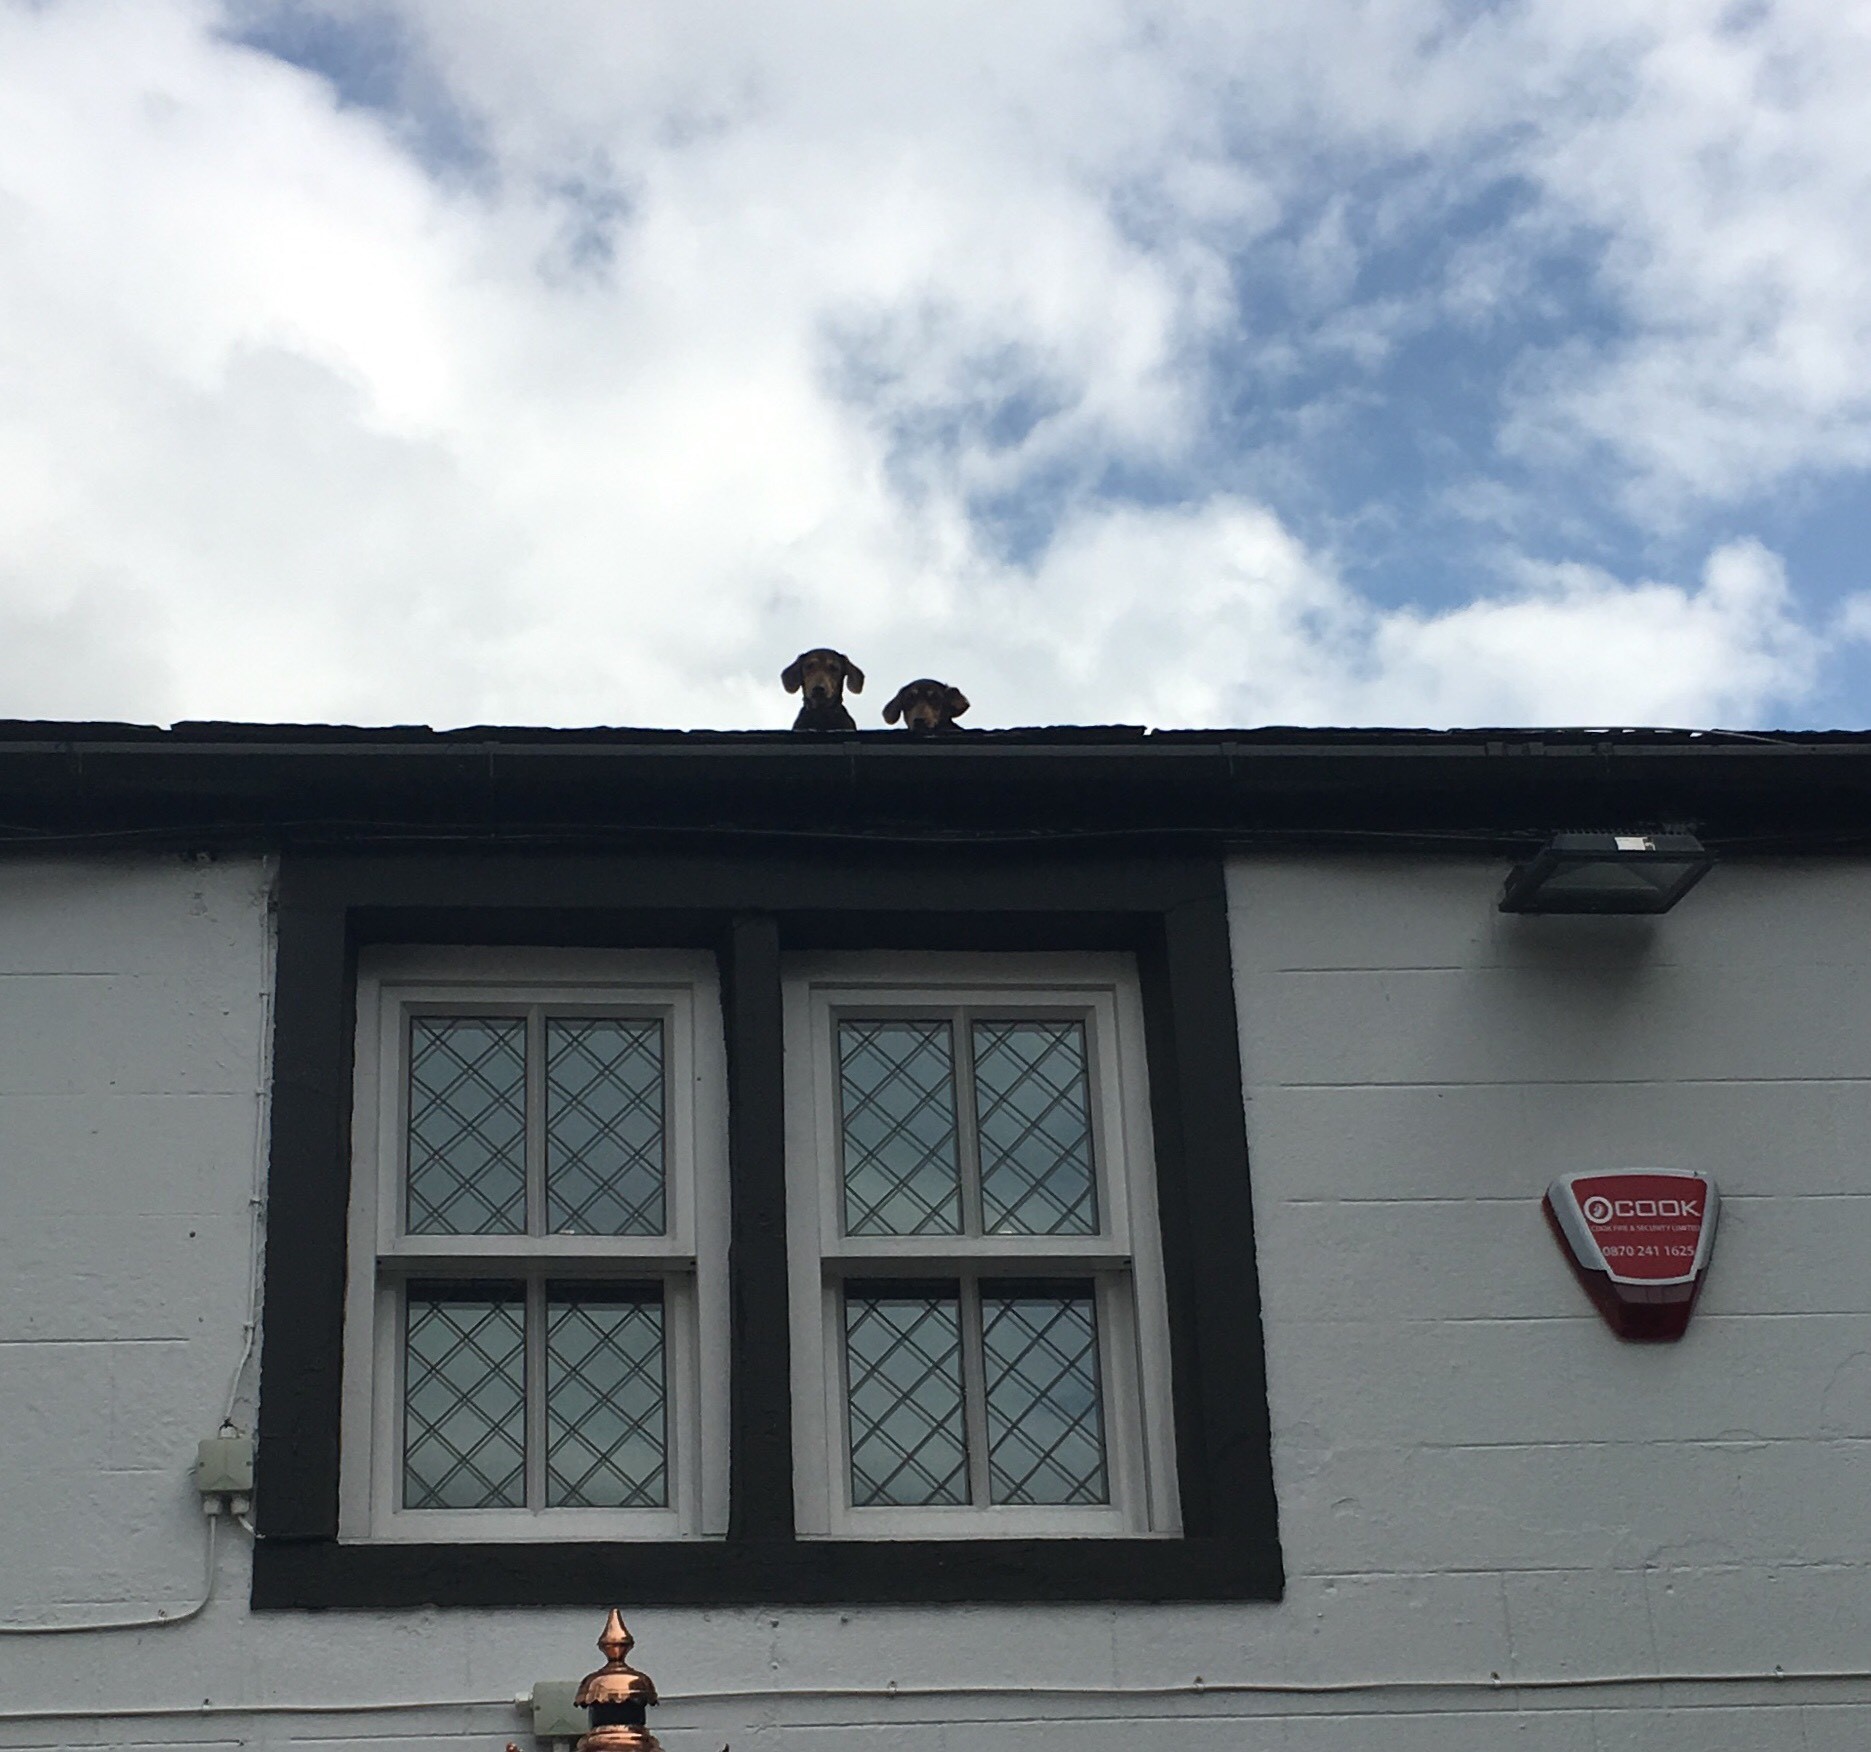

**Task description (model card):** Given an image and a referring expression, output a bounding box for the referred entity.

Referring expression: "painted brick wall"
[1225,853,1871,1750]
[0,853,1865,1749]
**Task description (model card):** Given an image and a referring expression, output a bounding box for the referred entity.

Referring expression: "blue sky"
[1,0,1868,730]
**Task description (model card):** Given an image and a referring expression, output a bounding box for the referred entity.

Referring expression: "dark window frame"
[252,846,1283,1607]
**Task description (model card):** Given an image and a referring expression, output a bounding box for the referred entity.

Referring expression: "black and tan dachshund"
[883,678,970,732]
[782,648,865,730]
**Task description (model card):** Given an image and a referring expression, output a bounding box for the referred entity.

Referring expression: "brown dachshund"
[883,678,970,732]
[782,648,864,731]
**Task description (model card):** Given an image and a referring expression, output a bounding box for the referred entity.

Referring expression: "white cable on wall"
[222,855,278,1429]
[0,1512,218,1638]
[3,1661,1871,1723]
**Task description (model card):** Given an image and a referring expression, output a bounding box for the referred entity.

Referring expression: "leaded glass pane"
[973,1021,1098,1235]
[403,1287,525,1509]
[845,1291,968,1506]
[546,1290,666,1508]
[983,1289,1108,1506]
[547,1019,666,1235]
[838,1021,962,1235]
[407,1017,527,1235]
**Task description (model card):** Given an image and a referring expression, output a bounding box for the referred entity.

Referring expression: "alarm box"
[1544,1168,1720,1342]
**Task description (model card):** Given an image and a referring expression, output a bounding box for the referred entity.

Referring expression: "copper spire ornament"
[573,1609,663,1751]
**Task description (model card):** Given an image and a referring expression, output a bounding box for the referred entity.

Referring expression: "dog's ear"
[945,687,970,720]
[882,687,906,725]
[840,654,865,694]
[781,656,804,694]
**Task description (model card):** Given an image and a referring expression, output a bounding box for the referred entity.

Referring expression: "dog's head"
[883,679,970,732]
[782,648,864,707]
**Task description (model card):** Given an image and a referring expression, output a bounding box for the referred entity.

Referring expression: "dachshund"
[782,648,864,731]
[883,678,970,732]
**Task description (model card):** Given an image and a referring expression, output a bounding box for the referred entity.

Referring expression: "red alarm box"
[1544,1168,1720,1341]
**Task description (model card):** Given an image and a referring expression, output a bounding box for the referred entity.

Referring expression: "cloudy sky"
[2,0,1868,731]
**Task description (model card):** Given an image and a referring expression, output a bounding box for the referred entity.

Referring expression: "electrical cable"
[4,1661,1871,1724]
[0,1511,217,1637]
[0,818,1542,850]
[221,856,276,1430]
[0,812,1863,857]
[669,1667,1871,1700]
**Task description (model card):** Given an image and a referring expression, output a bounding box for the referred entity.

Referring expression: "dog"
[882,678,970,732]
[782,648,864,731]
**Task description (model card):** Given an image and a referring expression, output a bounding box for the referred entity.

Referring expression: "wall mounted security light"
[1499,830,1713,915]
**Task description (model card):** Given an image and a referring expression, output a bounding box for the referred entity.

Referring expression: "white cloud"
[0,0,1859,731]
[947,513,1816,729]
[1835,593,1871,646]
[1360,538,1819,726]
[1470,0,1871,510]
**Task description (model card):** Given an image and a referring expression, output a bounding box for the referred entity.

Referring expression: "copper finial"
[573,1609,662,1751]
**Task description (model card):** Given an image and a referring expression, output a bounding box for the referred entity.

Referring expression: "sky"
[2,0,1870,732]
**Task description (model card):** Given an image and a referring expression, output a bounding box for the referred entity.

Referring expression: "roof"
[0,720,1864,853]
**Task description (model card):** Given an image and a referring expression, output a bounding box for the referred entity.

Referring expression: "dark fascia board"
[0,722,1865,850]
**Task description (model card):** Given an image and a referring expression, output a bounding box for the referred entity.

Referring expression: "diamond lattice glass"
[403,1287,526,1509]
[844,1291,968,1506]
[973,1021,1098,1236]
[547,1019,666,1235]
[407,1018,527,1234]
[983,1289,1108,1506]
[546,1290,667,1508]
[839,1021,962,1235]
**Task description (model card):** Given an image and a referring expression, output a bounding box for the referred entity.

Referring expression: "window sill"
[252,1533,1284,1608]
[339,1518,710,1544]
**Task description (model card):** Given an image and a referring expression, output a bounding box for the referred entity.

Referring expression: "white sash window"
[339,948,729,1541]
[783,954,1181,1538]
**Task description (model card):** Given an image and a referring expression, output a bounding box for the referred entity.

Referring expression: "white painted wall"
[1228,854,1871,1751]
[0,853,1865,1750]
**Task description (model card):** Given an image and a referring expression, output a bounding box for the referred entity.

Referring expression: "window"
[338,948,729,1541]
[785,956,1179,1537]
[254,849,1280,1608]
